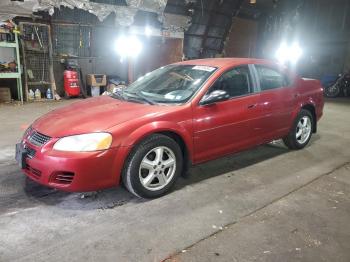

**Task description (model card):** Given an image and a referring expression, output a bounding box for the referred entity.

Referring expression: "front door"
[192,65,260,163]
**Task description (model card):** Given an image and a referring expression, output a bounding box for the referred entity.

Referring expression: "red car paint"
[20,58,324,192]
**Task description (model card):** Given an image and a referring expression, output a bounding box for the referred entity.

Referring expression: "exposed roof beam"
[185,33,223,40]
[165,2,233,18]
[199,0,220,58]
[219,0,245,53]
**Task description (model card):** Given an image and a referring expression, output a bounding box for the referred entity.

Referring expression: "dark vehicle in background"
[322,72,350,98]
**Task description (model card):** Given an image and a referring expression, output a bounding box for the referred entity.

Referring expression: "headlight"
[53,133,112,152]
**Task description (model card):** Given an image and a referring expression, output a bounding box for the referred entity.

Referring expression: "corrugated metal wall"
[258,0,350,78]
[224,17,258,58]
[166,0,246,59]
[49,7,187,94]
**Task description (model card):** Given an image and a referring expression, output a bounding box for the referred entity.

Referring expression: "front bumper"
[18,139,124,192]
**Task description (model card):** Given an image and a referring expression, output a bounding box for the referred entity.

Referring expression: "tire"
[283,109,314,150]
[324,82,341,98]
[122,134,183,198]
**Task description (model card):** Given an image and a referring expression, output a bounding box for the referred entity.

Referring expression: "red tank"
[64,70,81,97]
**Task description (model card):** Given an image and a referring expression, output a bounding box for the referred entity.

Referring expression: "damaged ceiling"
[1,0,273,27]
[1,0,277,59]
[167,0,270,58]
[0,0,169,26]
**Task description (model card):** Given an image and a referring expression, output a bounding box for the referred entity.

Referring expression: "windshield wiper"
[124,92,156,105]
[111,92,126,101]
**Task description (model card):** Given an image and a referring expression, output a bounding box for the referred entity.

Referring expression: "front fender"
[120,120,194,160]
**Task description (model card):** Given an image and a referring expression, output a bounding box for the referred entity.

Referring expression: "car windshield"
[120,65,217,104]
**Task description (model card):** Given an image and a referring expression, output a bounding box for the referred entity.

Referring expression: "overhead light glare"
[115,35,143,58]
[275,41,303,65]
[145,26,152,36]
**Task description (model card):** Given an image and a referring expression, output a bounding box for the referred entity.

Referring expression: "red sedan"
[16,58,324,198]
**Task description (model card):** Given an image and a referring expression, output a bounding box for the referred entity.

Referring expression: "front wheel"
[122,134,183,198]
[283,109,314,150]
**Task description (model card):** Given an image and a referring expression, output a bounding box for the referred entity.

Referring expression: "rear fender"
[291,98,317,132]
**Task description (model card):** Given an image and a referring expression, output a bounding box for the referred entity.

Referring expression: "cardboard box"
[86,74,107,87]
[0,87,11,102]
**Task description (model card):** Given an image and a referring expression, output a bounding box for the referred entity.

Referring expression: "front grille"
[26,146,36,158]
[26,164,42,178]
[29,131,51,147]
[51,172,75,185]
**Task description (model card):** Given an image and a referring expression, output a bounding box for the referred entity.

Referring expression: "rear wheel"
[122,134,183,198]
[283,109,313,150]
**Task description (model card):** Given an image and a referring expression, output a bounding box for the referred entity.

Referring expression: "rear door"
[253,64,297,142]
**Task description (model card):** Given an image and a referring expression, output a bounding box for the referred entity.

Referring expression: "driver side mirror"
[199,90,230,106]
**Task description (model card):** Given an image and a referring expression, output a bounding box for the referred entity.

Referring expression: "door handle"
[247,104,257,109]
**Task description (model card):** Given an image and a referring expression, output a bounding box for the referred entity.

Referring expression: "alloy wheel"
[139,146,176,191]
[296,116,312,144]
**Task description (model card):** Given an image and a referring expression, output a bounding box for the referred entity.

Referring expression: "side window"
[207,66,252,98]
[256,66,289,91]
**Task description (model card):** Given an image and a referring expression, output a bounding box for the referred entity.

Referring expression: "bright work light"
[115,35,143,58]
[275,42,303,65]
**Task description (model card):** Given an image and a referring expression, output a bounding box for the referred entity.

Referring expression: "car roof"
[174,58,277,69]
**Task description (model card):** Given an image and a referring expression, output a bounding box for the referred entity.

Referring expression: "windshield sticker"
[192,66,216,72]
[164,93,175,100]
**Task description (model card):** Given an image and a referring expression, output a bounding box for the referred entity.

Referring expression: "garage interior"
[0,0,350,261]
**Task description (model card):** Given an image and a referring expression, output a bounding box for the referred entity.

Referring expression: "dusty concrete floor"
[0,98,349,262]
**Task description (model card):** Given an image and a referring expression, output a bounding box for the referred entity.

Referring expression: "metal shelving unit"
[0,31,23,103]
[19,22,56,101]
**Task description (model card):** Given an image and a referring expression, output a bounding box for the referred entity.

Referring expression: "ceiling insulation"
[0,0,174,27]
[161,13,191,31]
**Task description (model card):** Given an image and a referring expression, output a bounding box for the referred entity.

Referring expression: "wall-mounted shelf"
[0,42,17,48]
[0,72,21,78]
[0,31,23,104]
[28,81,51,85]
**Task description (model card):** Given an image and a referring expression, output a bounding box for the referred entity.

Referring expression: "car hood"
[32,96,172,137]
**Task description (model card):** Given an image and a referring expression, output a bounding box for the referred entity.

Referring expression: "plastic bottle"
[34,89,41,100]
[28,89,35,101]
[46,88,52,99]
